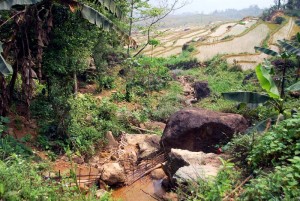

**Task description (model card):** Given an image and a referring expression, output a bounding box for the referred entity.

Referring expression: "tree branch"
[133,0,187,57]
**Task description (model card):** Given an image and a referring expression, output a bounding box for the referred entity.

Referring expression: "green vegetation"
[0,124,110,201]
[1,0,300,200]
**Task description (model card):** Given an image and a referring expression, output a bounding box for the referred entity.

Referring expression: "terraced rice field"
[271,18,295,43]
[194,24,269,61]
[135,17,298,70]
[224,20,257,36]
[226,17,298,70]
[209,23,236,37]
[226,54,267,70]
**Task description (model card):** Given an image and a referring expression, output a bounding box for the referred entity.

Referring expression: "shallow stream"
[112,176,165,201]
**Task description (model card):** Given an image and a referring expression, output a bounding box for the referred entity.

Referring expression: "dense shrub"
[241,156,300,200]
[67,95,125,156]
[127,57,171,93]
[248,114,300,168]
[274,16,285,24]
[97,75,116,91]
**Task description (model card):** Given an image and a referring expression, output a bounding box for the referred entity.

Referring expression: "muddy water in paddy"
[112,176,165,201]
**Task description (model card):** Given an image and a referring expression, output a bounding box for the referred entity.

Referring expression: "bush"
[151,83,183,122]
[241,156,300,200]
[126,57,171,93]
[248,115,300,168]
[67,95,125,157]
[0,156,107,201]
[224,133,254,167]
[274,16,285,24]
[97,75,116,91]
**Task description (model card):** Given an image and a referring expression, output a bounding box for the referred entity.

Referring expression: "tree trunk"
[296,57,300,82]
[9,63,18,101]
[281,62,287,98]
[0,75,9,117]
[127,0,134,56]
[73,71,78,95]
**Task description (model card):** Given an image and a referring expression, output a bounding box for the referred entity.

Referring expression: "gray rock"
[72,156,84,164]
[124,134,161,160]
[164,149,221,176]
[100,163,125,186]
[95,189,108,198]
[164,149,222,184]
[105,131,118,148]
[174,164,219,182]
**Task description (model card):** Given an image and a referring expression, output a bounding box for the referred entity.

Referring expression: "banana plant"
[0,0,125,32]
[0,0,135,116]
[254,46,292,98]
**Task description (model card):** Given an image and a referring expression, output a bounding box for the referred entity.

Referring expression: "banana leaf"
[286,81,300,92]
[0,43,13,76]
[278,40,300,56]
[255,64,280,99]
[0,0,42,10]
[81,4,113,31]
[0,0,123,19]
[222,92,271,104]
[254,46,279,56]
[245,117,277,134]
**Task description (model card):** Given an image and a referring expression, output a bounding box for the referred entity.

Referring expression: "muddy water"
[112,176,165,201]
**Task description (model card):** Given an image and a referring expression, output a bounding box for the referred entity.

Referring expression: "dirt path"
[176,76,197,106]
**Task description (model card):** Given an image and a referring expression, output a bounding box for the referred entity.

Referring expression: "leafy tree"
[133,0,188,57]
[0,0,131,116]
[286,0,300,9]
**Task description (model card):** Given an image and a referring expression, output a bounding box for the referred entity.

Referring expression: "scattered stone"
[111,155,117,161]
[90,155,99,163]
[160,108,248,152]
[150,168,167,180]
[144,121,166,131]
[60,155,69,162]
[42,171,56,179]
[100,162,126,186]
[193,81,211,100]
[139,123,146,130]
[79,183,89,192]
[162,192,178,201]
[72,156,84,164]
[95,189,108,198]
[100,152,110,158]
[127,150,137,162]
[105,131,118,148]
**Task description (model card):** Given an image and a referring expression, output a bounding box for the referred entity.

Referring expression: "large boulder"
[163,149,222,176]
[100,162,126,186]
[124,134,161,160]
[160,108,248,152]
[163,149,223,184]
[193,81,210,100]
